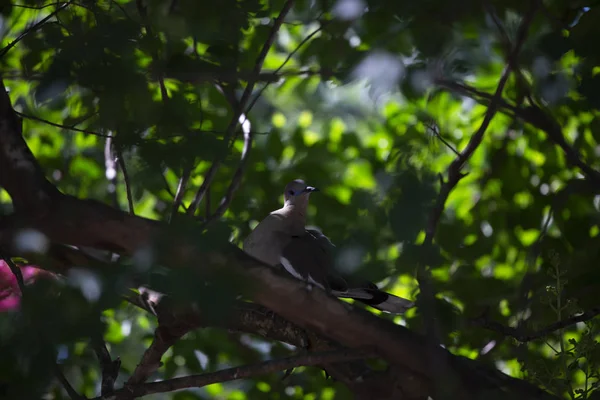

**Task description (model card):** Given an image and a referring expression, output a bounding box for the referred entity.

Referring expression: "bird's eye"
[288,190,295,195]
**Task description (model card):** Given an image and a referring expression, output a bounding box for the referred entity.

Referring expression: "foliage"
[0,0,600,399]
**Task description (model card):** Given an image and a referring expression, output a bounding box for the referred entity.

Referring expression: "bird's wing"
[279,228,339,291]
[304,230,414,313]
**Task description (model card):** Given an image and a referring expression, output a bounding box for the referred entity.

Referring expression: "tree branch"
[16,111,109,137]
[472,306,600,343]
[123,295,407,399]
[0,2,71,59]
[103,350,366,400]
[1,255,26,293]
[115,144,135,215]
[245,22,326,116]
[0,80,62,213]
[126,324,187,386]
[169,167,191,222]
[202,114,253,226]
[92,339,121,396]
[55,364,86,400]
[435,81,600,189]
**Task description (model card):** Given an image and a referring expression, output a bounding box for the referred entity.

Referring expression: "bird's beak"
[304,186,319,193]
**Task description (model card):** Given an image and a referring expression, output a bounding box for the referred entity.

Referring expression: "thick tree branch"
[0,81,61,212]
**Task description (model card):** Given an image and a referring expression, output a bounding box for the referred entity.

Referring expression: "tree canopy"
[1,0,599,399]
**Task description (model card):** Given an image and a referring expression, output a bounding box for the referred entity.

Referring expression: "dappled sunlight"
[0,0,599,399]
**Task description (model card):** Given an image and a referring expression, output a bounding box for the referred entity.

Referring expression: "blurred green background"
[1,0,600,399]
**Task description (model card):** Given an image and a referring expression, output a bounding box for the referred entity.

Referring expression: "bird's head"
[283,179,319,207]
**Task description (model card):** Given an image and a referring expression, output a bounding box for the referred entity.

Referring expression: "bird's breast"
[244,231,289,267]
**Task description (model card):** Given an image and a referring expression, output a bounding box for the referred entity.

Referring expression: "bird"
[243,179,414,314]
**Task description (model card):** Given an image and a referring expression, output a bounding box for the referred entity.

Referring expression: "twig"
[1,255,25,293]
[135,0,170,102]
[162,67,336,86]
[160,171,188,211]
[135,0,169,103]
[204,187,211,220]
[11,3,64,10]
[167,84,202,222]
[425,121,460,156]
[471,307,600,343]
[0,2,71,59]
[105,350,366,399]
[520,105,600,188]
[115,144,135,215]
[168,167,191,222]
[104,135,119,208]
[15,111,109,137]
[553,256,576,399]
[187,0,295,216]
[245,23,325,116]
[216,84,242,149]
[201,114,253,225]
[55,364,87,400]
[15,111,245,141]
[485,1,538,108]
[276,24,324,75]
[92,339,121,396]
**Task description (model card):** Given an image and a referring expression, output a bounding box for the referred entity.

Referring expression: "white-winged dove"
[243,179,414,314]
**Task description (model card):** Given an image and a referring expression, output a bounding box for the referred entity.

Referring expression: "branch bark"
[124,291,413,399]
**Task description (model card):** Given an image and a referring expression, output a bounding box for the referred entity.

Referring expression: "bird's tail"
[331,285,414,314]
